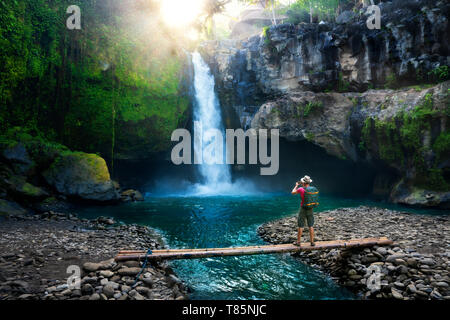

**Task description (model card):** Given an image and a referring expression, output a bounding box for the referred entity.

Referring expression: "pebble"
[0,211,186,300]
[102,284,115,298]
[118,267,141,276]
[391,287,404,299]
[89,293,100,301]
[99,270,114,278]
[83,262,101,272]
[258,206,450,300]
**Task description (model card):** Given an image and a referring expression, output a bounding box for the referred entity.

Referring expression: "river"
[76,193,444,300]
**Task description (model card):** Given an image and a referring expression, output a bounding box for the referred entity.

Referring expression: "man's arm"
[291,182,299,194]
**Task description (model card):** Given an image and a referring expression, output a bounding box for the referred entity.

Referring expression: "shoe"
[310,242,315,246]
[293,242,301,247]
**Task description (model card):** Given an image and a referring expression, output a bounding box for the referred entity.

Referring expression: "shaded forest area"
[0,0,191,174]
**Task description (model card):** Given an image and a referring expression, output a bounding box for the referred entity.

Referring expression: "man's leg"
[297,228,303,246]
[306,208,315,246]
[296,209,305,246]
[309,227,315,245]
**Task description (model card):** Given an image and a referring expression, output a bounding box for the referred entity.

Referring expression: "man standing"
[291,175,318,247]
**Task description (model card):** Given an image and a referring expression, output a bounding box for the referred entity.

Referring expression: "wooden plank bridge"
[115,237,393,261]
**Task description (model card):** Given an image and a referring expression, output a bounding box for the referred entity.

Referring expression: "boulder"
[42,152,120,202]
[133,190,144,201]
[390,180,450,209]
[1,142,34,175]
[121,189,144,202]
[0,199,28,216]
[5,175,48,201]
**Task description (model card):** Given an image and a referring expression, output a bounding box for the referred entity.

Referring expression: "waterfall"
[191,51,232,193]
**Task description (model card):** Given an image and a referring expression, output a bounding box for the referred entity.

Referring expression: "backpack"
[302,186,319,209]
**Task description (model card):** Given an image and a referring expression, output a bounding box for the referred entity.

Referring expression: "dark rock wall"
[199,0,450,208]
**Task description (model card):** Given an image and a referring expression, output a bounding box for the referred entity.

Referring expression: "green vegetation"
[18,181,45,198]
[0,0,190,170]
[270,106,281,116]
[305,132,315,142]
[428,65,450,82]
[433,132,450,162]
[408,84,435,92]
[337,72,350,92]
[358,140,366,152]
[262,26,271,45]
[303,101,323,117]
[0,126,70,156]
[262,26,270,38]
[293,100,324,119]
[360,93,449,191]
[278,0,352,24]
[385,73,398,89]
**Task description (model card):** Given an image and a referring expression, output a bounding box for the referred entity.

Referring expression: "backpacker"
[303,186,319,209]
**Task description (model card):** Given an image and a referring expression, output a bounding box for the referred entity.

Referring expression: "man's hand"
[291,182,299,194]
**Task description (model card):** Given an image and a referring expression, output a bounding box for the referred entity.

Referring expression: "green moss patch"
[361,93,449,191]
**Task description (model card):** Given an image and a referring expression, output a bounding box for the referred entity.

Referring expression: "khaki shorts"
[297,207,314,228]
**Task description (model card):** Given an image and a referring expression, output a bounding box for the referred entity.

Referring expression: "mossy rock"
[0,128,68,172]
[6,175,49,201]
[33,197,73,214]
[120,189,144,202]
[0,142,35,175]
[390,179,450,209]
[42,152,120,202]
[0,199,28,216]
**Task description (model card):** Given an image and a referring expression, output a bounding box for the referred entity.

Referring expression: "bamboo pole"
[118,244,280,255]
[117,242,320,255]
[115,237,393,261]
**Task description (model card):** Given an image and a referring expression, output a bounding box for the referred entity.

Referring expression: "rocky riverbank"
[0,212,189,300]
[258,206,450,300]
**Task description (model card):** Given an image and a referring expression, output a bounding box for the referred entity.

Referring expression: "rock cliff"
[200,0,450,208]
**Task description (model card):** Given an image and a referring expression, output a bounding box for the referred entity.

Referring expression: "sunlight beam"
[160,0,205,27]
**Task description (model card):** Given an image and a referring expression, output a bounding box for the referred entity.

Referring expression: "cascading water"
[150,52,258,196]
[191,51,232,194]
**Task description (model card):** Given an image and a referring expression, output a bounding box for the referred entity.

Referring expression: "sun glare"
[160,0,205,27]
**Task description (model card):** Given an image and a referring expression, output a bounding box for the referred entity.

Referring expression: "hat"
[300,175,312,184]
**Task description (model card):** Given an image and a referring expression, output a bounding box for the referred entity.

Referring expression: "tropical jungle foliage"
[0,0,190,172]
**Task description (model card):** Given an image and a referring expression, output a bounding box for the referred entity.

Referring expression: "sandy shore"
[0,212,189,300]
[258,206,450,300]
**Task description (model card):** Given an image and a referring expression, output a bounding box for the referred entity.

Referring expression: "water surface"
[77,193,444,300]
